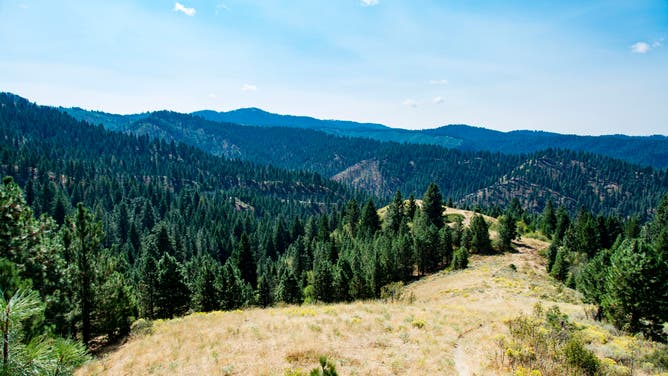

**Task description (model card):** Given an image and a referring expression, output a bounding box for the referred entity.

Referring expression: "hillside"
[65,106,668,170]
[426,125,668,170]
[63,106,668,219]
[193,108,462,149]
[76,235,662,375]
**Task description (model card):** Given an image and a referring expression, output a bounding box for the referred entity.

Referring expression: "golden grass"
[77,236,662,376]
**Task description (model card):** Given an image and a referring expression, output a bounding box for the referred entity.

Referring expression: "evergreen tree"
[62,203,104,345]
[344,199,360,238]
[422,183,444,229]
[358,199,380,238]
[235,233,257,287]
[405,194,417,220]
[312,258,334,303]
[451,247,469,270]
[439,225,454,266]
[554,205,571,242]
[155,252,190,319]
[497,214,517,252]
[604,239,667,340]
[276,269,302,304]
[412,212,440,275]
[541,200,556,238]
[550,247,569,282]
[190,255,222,312]
[469,215,491,254]
[384,191,404,234]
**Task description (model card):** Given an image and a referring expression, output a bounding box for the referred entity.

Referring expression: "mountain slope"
[193,108,462,148]
[426,125,668,169]
[126,112,668,217]
[0,93,355,216]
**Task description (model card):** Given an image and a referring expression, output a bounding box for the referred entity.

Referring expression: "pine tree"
[469,215,491,254]
[554,205,571,242]
[190,255,222,312]
[497,214,517,252]
[604,239,668,340]
[235,233,257,287]
[451,247,469,270]
[155,252,190,319]
[384,191,404,234]
[541,200,556,238]
[359,199,380,238]
[422,183,444,229]
[344,199,360,237]
[405,194,417,220]
[62,203,104,345]
[276,269,302,304]
[550,247,569,282]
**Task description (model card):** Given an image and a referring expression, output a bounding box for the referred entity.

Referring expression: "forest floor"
[77,236,661,375]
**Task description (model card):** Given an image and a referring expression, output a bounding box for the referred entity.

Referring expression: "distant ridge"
[424,124,668,169]
[61,104,668,169]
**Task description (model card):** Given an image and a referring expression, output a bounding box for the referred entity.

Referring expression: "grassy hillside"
[76,232,664,375]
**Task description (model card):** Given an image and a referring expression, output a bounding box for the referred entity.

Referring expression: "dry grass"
[77,236,662,376]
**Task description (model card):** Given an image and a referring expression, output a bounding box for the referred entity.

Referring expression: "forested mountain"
[1,93,666,374]
[426,124,668,169]
[66,106,668,170]
[193,108,462,148]
[64,106,667,219]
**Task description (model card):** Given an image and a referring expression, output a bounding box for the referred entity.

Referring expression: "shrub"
[451,247,469,270]
[130,318,153,337]
[380,282,404,302]
[309,356,338,376]
[563,339,600,376]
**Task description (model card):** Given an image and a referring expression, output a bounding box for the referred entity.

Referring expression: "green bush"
[451,247,469,270]
[563,339,600,376]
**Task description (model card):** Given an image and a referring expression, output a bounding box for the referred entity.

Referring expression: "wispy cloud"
[241,84,257,92]
[402,99,417,108]
[432,96,444,104]
[631,41,651,54]
[361,0,379,7]
[174,2,196,16]
[630,39,663,54]
[429,79,448,85]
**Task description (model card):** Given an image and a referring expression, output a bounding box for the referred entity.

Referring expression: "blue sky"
[1,0,666,135]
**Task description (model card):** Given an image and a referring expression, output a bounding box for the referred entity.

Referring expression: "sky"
[0,0,667,135]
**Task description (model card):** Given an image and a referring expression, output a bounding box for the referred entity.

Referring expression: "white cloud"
[429,79,449,85]
[241,84,257,92]
[432,96,444,104]
[174,2,196,16]
[631,41,651,54]
[208,93,217,98]
[361,0,379,7]
[402,99,417,108]
[653,38,664,48]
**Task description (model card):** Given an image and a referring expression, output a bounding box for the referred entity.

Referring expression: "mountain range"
[65,106,668,170]
[55,98,668,218]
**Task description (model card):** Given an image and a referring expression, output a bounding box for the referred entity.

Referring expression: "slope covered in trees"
[426,124,668,169]
[65,106,668,170]
[64,104,668,219]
